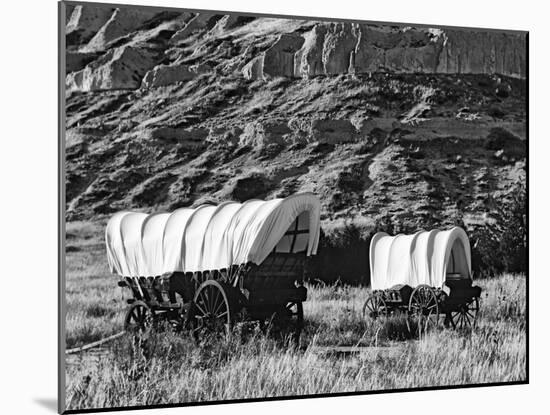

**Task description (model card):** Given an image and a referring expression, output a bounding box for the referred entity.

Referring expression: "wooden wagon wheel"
[446,297,480,330]
[124,301,154,333]
[408,285,439,333]
[190,280,234,340]
[362,293,387,320]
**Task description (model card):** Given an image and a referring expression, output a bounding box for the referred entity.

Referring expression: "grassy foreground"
[64,221,526,411]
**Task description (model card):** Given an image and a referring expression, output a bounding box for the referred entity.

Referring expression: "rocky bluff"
[64,4,526,270]
[65,6,525,93]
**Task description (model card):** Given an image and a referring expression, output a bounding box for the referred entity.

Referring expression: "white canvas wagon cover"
[369,227,472,290]
[106,193,321,277]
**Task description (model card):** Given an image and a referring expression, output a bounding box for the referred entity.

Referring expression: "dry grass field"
[64,221,526,411]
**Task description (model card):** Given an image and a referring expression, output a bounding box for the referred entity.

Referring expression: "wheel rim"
[125,303,152,333]
[408,286,439,332]
[448,297,479,329]
[192,281,232,337]
[363,294,386,319]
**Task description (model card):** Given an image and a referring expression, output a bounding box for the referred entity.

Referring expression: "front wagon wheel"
[363,293,387,320]
[124,301,154,334]
[446,297,480,330]
[190,280,234,341]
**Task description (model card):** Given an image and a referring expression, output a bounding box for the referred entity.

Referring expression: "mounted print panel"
[59,1,527,413]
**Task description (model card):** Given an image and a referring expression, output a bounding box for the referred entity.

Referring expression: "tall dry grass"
[64,222,526,411]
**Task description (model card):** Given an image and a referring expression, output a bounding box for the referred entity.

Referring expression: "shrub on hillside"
[484,127,525,160]
[470,182,527,277]
[316,220,370,285]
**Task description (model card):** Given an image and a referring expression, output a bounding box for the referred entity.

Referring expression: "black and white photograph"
[59,1,527,412]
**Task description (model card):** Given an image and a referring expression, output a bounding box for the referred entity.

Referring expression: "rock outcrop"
[239,121,292,147]
[292,24,525,79]
[311,119,358,144]
[170,13,223,43]
[263,34,305,78]
[65,6,527,92]
[242,56,264,80]
[66,5,115,45]
[67,46,156,91]
[142,63,196,88]
[83,8,161,52]
[436,30,526,77]
[242,34,305,80]
[322,23,358,75]
[294,24,327,77]
[66,51,99,73]
[210,14,254,34]
[146,126,208,149]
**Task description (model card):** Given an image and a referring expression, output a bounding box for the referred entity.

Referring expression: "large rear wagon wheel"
[124,301,154,334]
[190,280,234,341]
[408,285,439,334]
[446,297,480,330]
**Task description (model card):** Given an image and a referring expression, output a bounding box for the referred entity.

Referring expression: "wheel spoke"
[195,301,208,316]
[199,290,209,312]
[210,288,217,313]
[213,291,226,315]
[205,290,212,313]
[205,287,212,312]
[213,288,221,310]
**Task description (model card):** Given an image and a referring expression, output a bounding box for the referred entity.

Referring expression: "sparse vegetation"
[470,181,527,277]
[65,222,526,411]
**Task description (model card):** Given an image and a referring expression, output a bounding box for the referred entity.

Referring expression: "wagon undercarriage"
[119,252,308,342]
[363,281,482,331]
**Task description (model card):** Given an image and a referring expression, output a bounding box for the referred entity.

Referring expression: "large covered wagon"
[106,193,321,340]
[363,227,482,330]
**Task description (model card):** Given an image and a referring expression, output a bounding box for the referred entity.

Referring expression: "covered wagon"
[363,227,482,330]
[106,193,321,340]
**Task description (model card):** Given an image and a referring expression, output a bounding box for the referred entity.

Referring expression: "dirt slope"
[64,6,526,244]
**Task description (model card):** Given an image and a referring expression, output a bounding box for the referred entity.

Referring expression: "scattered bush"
[484,128,525,160]
[470,182,527,277]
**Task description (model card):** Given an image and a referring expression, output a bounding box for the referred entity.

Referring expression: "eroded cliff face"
[64,5,526,242]
[65,7,526,92]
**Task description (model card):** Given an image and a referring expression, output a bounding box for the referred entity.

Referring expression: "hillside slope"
[64,5,526,275]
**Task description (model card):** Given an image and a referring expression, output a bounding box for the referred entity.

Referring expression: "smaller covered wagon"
[363,227,482,330]
[106,193,321,341]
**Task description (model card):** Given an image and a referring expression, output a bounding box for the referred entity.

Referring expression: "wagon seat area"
[242,210,310,307]
[444,234,481,300]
